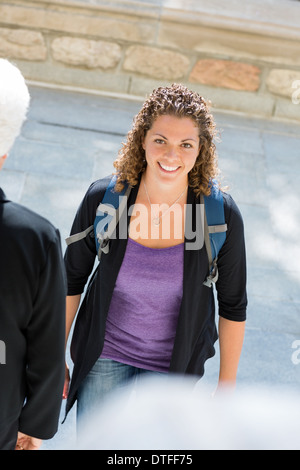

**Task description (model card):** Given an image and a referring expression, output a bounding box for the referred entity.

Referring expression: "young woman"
[63,84,247,430]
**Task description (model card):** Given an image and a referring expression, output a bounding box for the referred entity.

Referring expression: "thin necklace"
[143,178,188,226]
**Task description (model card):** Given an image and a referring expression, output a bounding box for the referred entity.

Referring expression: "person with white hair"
[0,59,66,450]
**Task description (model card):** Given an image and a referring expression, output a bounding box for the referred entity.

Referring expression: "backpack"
[201,183,227,287]
[66,175,227,288]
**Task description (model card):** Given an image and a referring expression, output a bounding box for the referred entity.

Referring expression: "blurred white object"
[74,375,300,450]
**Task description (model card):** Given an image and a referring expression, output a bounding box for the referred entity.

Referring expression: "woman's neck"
[142,170,189,206]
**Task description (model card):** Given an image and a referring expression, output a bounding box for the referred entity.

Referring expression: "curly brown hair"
[113,83,219,196]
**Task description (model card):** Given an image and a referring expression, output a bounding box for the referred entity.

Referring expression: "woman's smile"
[158,162,181,173]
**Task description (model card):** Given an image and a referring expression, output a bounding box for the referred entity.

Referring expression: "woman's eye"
[154,139,165,144]
[182,143,192,148]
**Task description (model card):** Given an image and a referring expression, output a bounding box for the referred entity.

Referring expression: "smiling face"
[142,114,200,188]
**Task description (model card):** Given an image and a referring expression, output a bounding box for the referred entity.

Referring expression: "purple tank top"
[101,238,184,372]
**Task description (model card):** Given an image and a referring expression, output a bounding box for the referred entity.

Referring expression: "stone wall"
[1,0,300,121]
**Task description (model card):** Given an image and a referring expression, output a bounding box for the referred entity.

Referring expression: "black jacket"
[0,188,66,440]
[64,176,247,417]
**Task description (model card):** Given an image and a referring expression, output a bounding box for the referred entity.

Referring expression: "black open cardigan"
[64,176,247,418]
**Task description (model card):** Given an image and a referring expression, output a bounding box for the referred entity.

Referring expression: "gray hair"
[0,59,30,156]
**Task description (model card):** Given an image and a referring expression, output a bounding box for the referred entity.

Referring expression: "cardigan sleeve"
[64,178,108,295]
[216,193,247,322]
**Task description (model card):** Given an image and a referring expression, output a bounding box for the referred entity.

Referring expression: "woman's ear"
[196,144,202,159]
[142,127,150,151]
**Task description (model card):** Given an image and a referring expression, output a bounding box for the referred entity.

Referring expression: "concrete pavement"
[1,85,300,449]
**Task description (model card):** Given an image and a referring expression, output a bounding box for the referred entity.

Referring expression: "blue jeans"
[76,358,166,430]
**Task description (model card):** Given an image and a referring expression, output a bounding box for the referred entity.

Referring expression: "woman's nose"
[165,146,178,160]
